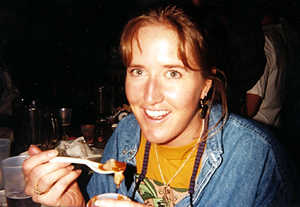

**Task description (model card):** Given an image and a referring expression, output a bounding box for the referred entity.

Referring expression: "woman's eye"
[166,70,181,79]
[129,69,144,77]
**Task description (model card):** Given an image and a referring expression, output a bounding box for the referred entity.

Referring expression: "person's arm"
[245,93,262,118]
[243,35,277,119]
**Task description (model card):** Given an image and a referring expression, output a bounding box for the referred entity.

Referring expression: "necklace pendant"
[163,185,171,194]
[161,185,173,206]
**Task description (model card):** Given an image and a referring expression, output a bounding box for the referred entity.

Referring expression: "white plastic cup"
[1,155,29,199]
[1,155,40,207]
[86,193,130,207]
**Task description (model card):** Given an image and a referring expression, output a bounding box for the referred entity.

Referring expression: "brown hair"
[120,5,228,138]
[124,6,229,205]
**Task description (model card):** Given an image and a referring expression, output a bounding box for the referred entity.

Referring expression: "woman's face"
[125,25,211,146]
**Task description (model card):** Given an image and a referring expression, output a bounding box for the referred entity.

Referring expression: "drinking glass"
[1,155,40,207]
[58,108,72,127]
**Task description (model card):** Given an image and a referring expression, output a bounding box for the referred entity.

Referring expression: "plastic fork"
[50,156,115,174]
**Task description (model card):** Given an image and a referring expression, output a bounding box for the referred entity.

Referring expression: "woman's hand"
[93,199,145,207]
[23,145,85,207]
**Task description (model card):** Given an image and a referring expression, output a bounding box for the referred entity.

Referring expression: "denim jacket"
[87,105,292,207]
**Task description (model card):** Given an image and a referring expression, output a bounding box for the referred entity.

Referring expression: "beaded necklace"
[131,120,207,207]
[154,119,205,205]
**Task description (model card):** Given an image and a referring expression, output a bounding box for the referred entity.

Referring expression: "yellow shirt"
[136,134,203,189]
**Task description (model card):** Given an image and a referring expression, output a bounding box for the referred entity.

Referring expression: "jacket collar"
[206,104,225,156]
[123,104,225,164]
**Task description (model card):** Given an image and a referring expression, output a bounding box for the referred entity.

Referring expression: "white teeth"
[145,109,168,117]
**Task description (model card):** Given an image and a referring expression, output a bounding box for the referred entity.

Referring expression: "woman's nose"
[143,77,163,105]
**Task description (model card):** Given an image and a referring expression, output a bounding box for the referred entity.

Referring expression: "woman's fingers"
[23,149,58,176]
[23,148,71,198]
[33,169,82,205]
[33,165,75,194]
[47,169,82,196]
[26,162,71,196]
[28,145,42,156]
[22,145,85,207]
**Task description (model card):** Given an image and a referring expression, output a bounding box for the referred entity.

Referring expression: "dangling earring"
[199,97,208,119]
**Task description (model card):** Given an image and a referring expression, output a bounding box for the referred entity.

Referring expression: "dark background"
[0,0,299,112]
[0,0,141,109]
[1,0,300,181]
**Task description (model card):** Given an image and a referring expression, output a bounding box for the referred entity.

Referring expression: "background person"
[186,0,267,115]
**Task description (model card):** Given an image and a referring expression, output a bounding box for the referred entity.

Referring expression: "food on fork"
[100,159,126,188]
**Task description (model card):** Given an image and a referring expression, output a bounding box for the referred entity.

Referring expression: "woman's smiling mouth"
[144,109,170,120]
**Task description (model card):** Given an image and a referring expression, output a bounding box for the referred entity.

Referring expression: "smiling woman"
[86,4,294,207]
[22,4,295,207]
[125,25,210,147]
